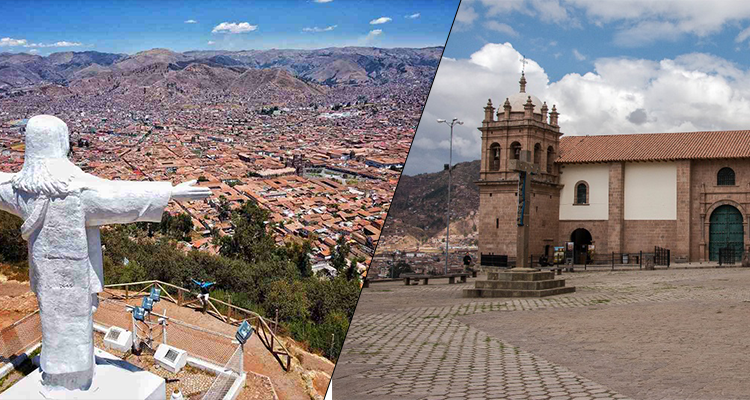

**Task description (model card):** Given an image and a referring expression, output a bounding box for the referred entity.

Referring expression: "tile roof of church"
[558,130,750,163]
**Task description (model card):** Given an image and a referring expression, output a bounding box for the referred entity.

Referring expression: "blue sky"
[0,0,459,55]
[405,0,750,175]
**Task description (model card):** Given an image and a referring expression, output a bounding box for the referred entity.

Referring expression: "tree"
[217,195,231,222]
[0,211,26,263]
[217,201,276,264]
[393,260,413,278]
[330,235,350,275]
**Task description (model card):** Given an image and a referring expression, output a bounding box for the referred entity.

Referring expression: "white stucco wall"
[559,164,609,220]
[624,162,677,220]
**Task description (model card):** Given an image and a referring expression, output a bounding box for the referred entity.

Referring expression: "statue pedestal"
[0,348,166,400]
[463,269,576,298]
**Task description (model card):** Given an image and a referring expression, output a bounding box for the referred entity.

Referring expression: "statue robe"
[0,171,171,390]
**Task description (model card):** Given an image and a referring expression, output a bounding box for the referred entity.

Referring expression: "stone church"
[478,73,750,263]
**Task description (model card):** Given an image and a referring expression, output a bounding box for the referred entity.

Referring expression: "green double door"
[709,205,744,261]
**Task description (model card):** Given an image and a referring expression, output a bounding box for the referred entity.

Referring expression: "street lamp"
[437,117,463,275]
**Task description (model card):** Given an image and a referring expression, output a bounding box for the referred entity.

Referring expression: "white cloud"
[207,41,216,45]
[24,41,83,48]
[406,41,750,174]
[369,29,383,36]
[370,17,392,25]
[483,21,518,36]
[28,49,38,54]
[406,13,420,19]
[460,0,750,46]
[573,49,586,61]
[314,0,333,2]
[303,25,337,33]
[455,4,478,26]
[0,37,28,47]
[212,22,258,34]
[185,19,197,24]
[737,26,750,42]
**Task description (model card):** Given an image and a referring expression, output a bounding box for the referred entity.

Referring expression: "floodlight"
[436,119,446,123]
[235,320,254,345]
[150,287,161,302]
[133,306,146,322]
[141,296,154,312]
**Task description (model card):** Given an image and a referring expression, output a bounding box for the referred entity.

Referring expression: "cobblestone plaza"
[334,267,750,399]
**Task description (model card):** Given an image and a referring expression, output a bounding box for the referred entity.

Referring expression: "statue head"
[24,115,71,160]
[12,115,79,197]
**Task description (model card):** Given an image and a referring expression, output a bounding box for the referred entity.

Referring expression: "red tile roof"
[558,130,750,163]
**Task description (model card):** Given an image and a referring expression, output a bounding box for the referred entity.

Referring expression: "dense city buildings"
[0,47,439,272]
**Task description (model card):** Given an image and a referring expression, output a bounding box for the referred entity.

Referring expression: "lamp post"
[437,118,463,275]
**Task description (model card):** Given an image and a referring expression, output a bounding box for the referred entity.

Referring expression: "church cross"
[508,149,539,270]
[509,150,539,227]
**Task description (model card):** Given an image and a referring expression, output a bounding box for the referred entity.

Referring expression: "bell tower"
[476,72,563,260]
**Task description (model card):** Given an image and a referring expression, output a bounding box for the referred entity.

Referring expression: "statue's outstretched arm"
[0,173,19,216]
[172,180,212,202]
[81,177,211,227]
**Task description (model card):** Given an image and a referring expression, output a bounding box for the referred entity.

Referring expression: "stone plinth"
[0,348,166,400]
[463,269,575,298]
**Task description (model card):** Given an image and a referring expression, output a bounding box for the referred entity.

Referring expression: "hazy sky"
[405,0,750,175]
[0,0,459,55]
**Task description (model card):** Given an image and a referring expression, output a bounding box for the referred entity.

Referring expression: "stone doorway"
[570,228,592,264]
[709,204,744,261]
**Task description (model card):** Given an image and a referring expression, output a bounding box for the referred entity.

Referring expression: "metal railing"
[201,345,244,400]
[102,280,292,371]
[0,310,41,365]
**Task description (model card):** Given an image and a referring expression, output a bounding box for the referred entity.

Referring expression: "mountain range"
[0,47,443,93]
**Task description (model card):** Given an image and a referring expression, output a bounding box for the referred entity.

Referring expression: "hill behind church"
[378,159,481,250]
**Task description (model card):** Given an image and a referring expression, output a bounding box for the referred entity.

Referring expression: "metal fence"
[0,310,41,365]
[94,297,238,368]
[102,280,291,371]
[201,345,244,400]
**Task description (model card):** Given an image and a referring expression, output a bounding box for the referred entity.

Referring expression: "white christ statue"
[0,115,211,391]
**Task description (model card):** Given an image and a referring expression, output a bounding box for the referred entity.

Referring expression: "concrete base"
[463,269,575,298]
[0,348,166,400]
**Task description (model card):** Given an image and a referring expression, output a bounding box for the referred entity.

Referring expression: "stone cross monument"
[509,149,539,270]
[0,115,211,393]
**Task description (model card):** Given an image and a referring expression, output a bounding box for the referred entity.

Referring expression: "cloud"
[185,19,197,24]
[454,2,480,31]
[207,41,216,45]
[212,22,258,34]
[483,21,518,36]
[406,13,420,19]
[0,37,28,47]
[459,0,750,46]
[369,29,383,36]
[303,25,337,33]
[24,41,83,48]
[573,49,586,61]
[370,17,392,25]
[313,0,333,2]
[405,41,750,175]
[737,26,750,43]
[28,49,38,54]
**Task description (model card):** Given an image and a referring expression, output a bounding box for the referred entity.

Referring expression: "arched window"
[489,143,501,171]
[718,167,735,186]
[546,146,555,173]
[575,181,588,205]
[533,143,541,165]
[510,142,521,160]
